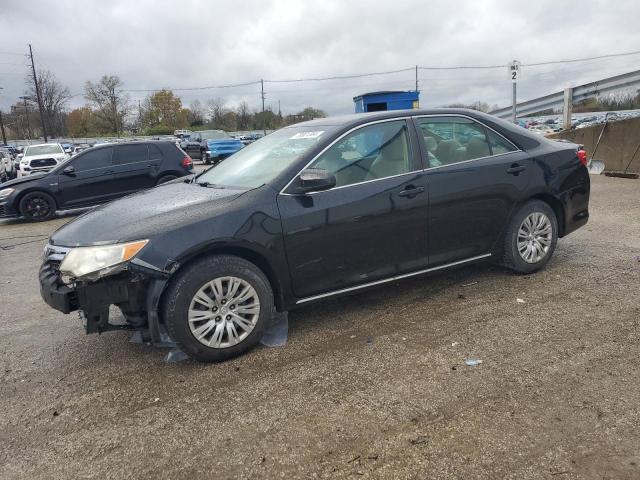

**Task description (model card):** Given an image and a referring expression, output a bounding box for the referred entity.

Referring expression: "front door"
[414,115,531,266]
[57,146,117,208]
[278,119,429,299]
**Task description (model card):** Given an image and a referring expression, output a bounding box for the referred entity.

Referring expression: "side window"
[486,129,517,155]
[72,147,113,172]
[417,117,492,167]
[115,144,148,164]
[311,120,412,188]
[149,144,163,160]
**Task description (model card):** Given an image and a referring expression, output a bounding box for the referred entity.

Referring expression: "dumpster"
[353,90,420,113]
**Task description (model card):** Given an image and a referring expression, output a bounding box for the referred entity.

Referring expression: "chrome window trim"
[413,113,520,151]
[296,253,492,304]
[280,113,523,195]
[279,116,418,196]
[422,150,522,172]
[413,113,523,171]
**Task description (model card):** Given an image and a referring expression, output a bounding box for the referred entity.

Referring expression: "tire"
[501,200,558,274]
[156,175,177,185]
[19,191,56,222]
[162,255,274,362]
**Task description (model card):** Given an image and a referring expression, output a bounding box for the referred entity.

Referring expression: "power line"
[118,49,640,93]
[523,50,640,67]
[122,80,261,93]
[265,67,416,83]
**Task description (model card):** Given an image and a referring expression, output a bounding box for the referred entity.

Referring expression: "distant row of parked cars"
[0,140,194,221]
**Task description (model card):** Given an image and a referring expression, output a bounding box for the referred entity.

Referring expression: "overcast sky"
[1,0,639,116]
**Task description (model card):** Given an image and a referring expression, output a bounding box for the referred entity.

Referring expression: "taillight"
[577,149,587,167]
[181,156,193,169]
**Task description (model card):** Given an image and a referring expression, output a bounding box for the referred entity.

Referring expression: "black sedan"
[39,109,590,362]
[0,141,193,221]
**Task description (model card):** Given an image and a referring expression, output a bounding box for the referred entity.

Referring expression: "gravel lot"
[1,175,639,479]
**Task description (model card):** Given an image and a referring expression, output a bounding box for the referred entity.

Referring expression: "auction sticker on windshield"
[290,131,324,139]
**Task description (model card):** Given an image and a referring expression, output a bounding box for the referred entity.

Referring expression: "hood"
[0,173,48,188]
[23,153,66,161]
[50,181,246,247]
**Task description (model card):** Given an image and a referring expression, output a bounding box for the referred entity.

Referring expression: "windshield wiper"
[195,181,224,188]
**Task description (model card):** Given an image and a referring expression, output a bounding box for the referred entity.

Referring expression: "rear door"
[57,146,116,208]
[278,119,430,299]
[112,143,159,191]
[414,115,531,266]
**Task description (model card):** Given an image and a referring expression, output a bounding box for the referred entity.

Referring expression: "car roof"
[90,140,175,149]
[287,108,545,150]
[26,143,63,148]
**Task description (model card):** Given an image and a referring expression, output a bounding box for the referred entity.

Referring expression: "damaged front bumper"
[39,248,169,343]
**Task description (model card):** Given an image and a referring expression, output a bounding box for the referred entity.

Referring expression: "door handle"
[104,170,115,175]
[398,185,425,198]
[506,164,526,175]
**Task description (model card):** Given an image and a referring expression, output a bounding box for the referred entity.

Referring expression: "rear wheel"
[156,174,177,185]
[163,255,274,362]
[19,191,56,221]
[501,200,558,274]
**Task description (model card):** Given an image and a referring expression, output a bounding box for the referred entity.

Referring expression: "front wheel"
[162,255,274,362]
[19,191,56,222]
[501,200,558,274]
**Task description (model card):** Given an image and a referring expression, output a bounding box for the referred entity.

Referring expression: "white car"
[0,150,16,182]
[18,143,69,177]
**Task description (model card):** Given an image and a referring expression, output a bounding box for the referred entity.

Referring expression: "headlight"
[59,240,148,280]
[0,188,15,200]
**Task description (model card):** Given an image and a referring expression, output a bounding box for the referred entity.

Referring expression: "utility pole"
[28,44,48,142]
[260,79,266,135]
[415,65,418,92]
[508,60,521,124]
[0,87,6,145]
[512,82,517,124]
[563,87,573,130]
[19,96,32,139]
[0,110,6,145]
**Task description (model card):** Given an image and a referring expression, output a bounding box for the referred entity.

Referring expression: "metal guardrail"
[490,69,640,119]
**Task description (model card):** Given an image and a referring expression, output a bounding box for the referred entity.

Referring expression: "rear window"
[115,144,148,164]
[149,144,163,160]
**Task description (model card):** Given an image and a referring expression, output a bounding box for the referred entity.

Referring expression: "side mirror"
[293,168,336,194]
[63,165,76,176]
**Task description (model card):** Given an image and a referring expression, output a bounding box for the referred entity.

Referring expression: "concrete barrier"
[548,117,640,173]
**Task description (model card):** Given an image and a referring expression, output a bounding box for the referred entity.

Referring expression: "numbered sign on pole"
[508,60,521,83]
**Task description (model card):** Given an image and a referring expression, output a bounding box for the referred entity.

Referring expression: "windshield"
[196,126,336,189]
[25,144,64,156]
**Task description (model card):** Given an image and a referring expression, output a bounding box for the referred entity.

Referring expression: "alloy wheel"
[25,195,52,219]
[517,212,553,263]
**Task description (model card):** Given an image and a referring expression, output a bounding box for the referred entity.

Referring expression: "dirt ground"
[1,174,639,479]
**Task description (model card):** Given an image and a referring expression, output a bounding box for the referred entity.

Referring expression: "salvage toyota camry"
[39,109,590,362]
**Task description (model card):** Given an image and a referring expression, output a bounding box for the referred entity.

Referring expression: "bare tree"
[189,100,206,125]
[236,101,251,130]
[25,69,71,137]
[206,98,227,128]
[84,75,129,135]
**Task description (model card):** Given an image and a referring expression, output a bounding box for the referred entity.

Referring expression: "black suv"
[0,141,193,221]
[39,110,589,362]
